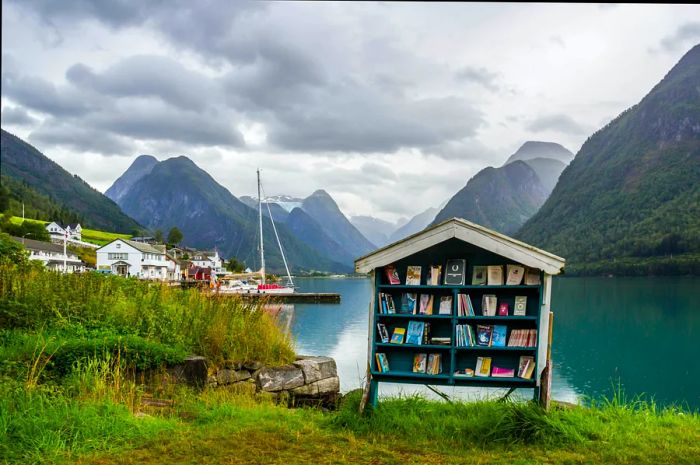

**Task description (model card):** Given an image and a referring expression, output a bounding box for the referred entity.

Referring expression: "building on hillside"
[96,239,168,280]
[130,236,156,244]
[12,236,85,273]
[165,254,181,281]
[45,222,82,241]
[187,264,212,281]
[191,250,224,274]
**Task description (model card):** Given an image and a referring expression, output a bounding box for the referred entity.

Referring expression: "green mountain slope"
[0,129,141,233]
[117,156,349,273]
[518,44,700,275]
[431,161,548,235]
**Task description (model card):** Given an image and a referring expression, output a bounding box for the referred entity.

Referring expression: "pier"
[235,292,341,303]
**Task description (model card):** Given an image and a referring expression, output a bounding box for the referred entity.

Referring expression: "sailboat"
[219,169,295,294]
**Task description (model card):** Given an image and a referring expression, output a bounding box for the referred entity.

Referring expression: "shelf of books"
[372,259,542,388]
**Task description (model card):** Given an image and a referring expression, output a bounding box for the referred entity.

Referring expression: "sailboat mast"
[257,169,265,284]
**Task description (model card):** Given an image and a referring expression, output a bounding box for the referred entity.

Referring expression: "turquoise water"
[290,276,700,409]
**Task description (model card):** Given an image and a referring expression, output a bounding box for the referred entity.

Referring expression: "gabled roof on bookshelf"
[354,217,565,275]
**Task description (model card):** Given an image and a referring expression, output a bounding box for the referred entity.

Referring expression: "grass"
[3,215,131,246]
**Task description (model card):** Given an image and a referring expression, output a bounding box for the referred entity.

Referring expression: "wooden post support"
[539,311,554,410]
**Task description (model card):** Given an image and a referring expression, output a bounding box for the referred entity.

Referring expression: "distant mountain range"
[431,141,572,235]
[518,43,700,275]
[104,154,158,203]
[0,129,141,233]
[107,156,349,273]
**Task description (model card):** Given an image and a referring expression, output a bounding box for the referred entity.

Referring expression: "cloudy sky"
[2,2,699,223]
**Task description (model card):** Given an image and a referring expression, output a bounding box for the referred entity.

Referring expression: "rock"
[256,366,305,392]
[207,375,218,387]
[291,376,340,396]
[222,360,243,370]
[183,356,208,387]
[217,369,252,385]
[292,356,337,384]
[244,360,264,371]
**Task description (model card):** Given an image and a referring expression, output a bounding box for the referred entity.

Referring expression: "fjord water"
[291,277,700,410]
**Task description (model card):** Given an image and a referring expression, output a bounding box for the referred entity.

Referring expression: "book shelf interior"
[372,237,542,386]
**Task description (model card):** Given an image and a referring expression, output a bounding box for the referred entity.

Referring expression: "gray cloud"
[1,69,93,116]
[1,105,38,126]
[455,66,500,92]
[29,120,133,155]
[526,114,591,135]
[660,22,700,51]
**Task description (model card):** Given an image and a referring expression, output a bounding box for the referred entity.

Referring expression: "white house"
[191,250,224,274]
[13,236,85,273]
[96,239,168,280]
[165,254,181,282]
[45,222,82,241]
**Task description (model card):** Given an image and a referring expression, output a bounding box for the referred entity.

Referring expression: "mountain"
[239,196,290,223]
[116,156,348,273]
[350,215,396,248]
[518,44,700,275]
[514,157,567,195]
[285,207,355,266]
[0,129,141,233]
[504,141,574,165]
[431,161,548,235]
[389,207,439,243]
[301,190,376,259]
[105,155,158,203]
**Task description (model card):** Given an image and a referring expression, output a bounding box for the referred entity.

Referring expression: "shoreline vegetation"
[1,264,699,464]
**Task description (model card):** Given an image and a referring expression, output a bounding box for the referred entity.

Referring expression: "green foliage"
[167,227,183,246]
[153,229,164,243]
[518,46,700,276]
[225,257,246,273]
[0,232,28,265]
[0,181,9,212]
[0,129,141,233]
[0,215,50,241]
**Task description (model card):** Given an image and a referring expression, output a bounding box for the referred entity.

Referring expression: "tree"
[226,257,246,273]
[167,227,183,246]
[0,183,9,212]
[0,232,28,265]
[153,229,164,243]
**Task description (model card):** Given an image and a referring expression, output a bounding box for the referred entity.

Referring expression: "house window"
[108,253,128,260]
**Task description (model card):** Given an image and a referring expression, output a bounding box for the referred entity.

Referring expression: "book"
[525,267,541,285]
[413,353,427,373]
[427,265,442,285]
[518,356,535,379]
[406,266,422,285]
[386,294,396,314]
[454,368,475,377]
[505,264,525,285]
[482,294,497,316]
[476,324,493,346]
[498,302,509,316]
[390,327,405,344]
[487,265,504,285]
[438,296,452,315]
[458,293,474,316]
[427,353,442,374]
[418,294,434,315]
[377,323,389,343]
[406,321,425,345]
[444,259,466,285]
[514,296,527,316]
[475,356,492,377]
[492,366,515,378]
[471,265,487,285]
[400,293,417,314]
[422,322,431,345]
[385,265,400,285]
[430,337,451,345]
[492,325,507,347]
[375,353,390,373]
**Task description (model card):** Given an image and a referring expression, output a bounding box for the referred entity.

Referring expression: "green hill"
[0,129,141,233]
[518,44,700,275]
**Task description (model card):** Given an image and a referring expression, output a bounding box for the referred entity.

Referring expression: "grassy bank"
[1,264,698,464]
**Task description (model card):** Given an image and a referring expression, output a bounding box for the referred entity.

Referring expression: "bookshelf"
[354,218,565,410]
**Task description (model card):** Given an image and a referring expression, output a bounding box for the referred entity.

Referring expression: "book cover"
[406,266,422,285]
[438,296,452,315]
[387,294,396,314]
[385,265,400,285]
[454,368,475,377]
[492,366,515,378]
[376,353,390,373]
[428,265,442,285]
[525,267,541,285]
[505,264,525,285]
[400,293,417,313]
[471,266,487,285]
[422,322,431,345]
[492,325,507,347]
[390,327,405,344]
[487,265,504,285]
[476,324,493,346]
[514,296,527,316]
[427,353,442,374]
[444,259,466,285]
[482,294,497,316]
[475,356,492,377]
[498,302,509,316]
[518,356,535,379]
[377,323,389,343]
[406,320,425,345]
[413,353,427,373]
[418,294,434,315]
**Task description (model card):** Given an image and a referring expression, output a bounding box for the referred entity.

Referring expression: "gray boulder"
[292,356,337,384]
[256,366,305,392]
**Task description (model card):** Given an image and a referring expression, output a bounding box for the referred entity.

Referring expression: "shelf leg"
[368,379,379,409]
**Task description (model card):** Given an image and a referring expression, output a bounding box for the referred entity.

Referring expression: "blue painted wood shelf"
[376,343,452,349]
[378,284,540,290]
